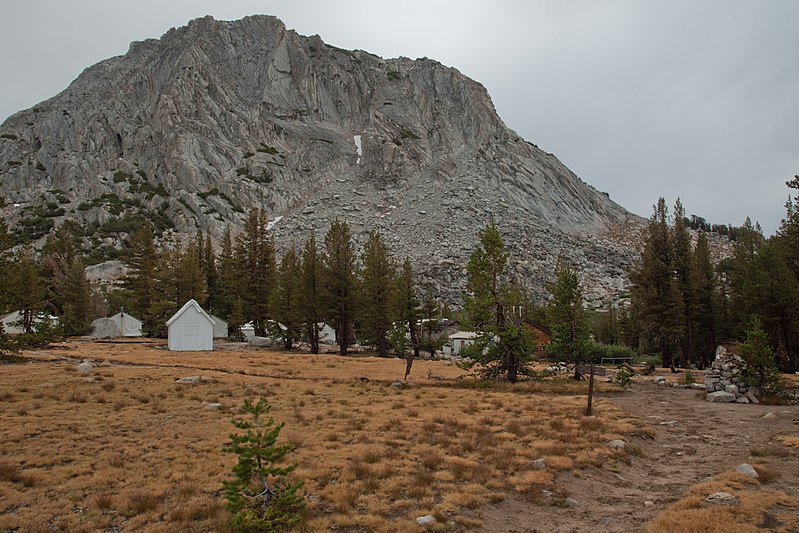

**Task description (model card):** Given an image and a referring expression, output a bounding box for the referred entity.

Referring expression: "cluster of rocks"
[704,346,760,404]
[653,376,705,390]
[74,358,112,374]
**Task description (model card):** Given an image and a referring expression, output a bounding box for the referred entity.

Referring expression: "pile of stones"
[703,346,759,403]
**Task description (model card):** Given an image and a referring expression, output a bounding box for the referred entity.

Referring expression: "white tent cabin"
[90,311,143,339]
[447,331,480,356]
[0,311,59,335]
[317,323,337,344]
[209,315,229,339]
[166,299,215,351]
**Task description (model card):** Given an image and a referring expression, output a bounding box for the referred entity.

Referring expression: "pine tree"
[57,259,93,336]
[236,209,277,336]
[418,289,445,357]
[691,231,717,367]
[546,253,591,379]
[174,239,208,306]
[122,224,161,336]
[464,224,508,328]
[357,231,395,358]
[630,198,684,368]
[671,199,695,366]
[300,235,323,354]
[461,225,533,381]
[0,219,11,314]
[196,230,218,311]
[216,226,240,324]
[738,318,785,398]
[728,217,765,337]
[272,248,303,350]
[9,250,46,333]
[222,399,304,532]
[752,242,799,372]
[395,258,421,379]
[322,220,357,355]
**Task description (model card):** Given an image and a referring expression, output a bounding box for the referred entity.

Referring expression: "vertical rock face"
[0,15,643,302]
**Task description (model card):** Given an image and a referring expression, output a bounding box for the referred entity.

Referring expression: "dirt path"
[479,382,799,532]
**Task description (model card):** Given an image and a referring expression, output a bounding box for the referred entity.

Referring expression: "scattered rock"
[706,391,736,403]
[416,515,435,526]
[98,360,112,367]
[565,497,578,508]
[654,377,667,385]
[175,376,212,384]
[690,383,706,390]
[735,396,750,404]
[736,464,758,478]
[702,492,739,507]
[248,336,276,348]
[206,403,222,410]
[541,489,553,498]
[607,440,626,450]
[761,412,776,419]
[745,390,760,404]
[532,458,547,470]
[644,500,655,508]
[75,359,94,374]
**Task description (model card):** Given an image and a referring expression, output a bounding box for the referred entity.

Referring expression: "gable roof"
[166,299,216,327]
[513,317,552,336]
[449,331,480,340]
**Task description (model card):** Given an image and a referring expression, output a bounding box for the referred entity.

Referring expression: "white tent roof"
[167,299,215,327]
[449,331,479,340]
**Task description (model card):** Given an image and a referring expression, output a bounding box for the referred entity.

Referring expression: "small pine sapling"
[738,318,785,400]
[222,399,304,532]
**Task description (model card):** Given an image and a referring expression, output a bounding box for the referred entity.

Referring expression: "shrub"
[222,399,304,532]
[739,318,785,398]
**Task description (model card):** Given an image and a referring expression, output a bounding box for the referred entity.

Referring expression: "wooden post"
[586,364,595,416]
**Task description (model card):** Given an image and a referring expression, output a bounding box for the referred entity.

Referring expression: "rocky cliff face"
[0,15,644,305]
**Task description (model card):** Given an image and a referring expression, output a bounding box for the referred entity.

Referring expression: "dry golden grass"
[779,435,799,448]
[0,340,641,531]
[645,466,799,533]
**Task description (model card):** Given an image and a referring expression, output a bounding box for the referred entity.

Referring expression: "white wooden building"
[166,299,215,351]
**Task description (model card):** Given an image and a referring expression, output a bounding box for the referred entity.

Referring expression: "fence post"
[586,363,595,416]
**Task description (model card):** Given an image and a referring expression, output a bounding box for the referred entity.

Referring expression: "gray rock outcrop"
[0,15,645,305]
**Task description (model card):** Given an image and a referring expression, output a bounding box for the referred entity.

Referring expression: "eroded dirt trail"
[478,382,799,532]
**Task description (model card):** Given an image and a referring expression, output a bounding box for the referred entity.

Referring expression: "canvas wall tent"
[447,331,480,356]
[0,311,59,335]
[166,299,215,351]
[209,315,229,338]
[317,322,336,344]
[90,311,143,339]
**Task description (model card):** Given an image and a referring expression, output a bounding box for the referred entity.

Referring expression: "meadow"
[0,340,644,532]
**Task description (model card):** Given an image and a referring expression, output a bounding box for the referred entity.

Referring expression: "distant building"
[0,311,59,335]
[209,315,229,339]
[167,299,214,351]
[448,331,480,356]
[90,311,143,339]
[241,322,255,340]
[513,317,551,354]
[317,322,336,344]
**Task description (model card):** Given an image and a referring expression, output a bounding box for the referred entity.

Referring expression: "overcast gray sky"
[1,0,797,234]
